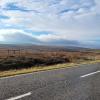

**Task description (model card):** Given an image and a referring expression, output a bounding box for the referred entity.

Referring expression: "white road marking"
[80,70,100,78]
[6,92,32,100]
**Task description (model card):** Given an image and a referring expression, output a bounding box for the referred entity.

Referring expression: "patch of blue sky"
[60,8,79,14]
[24,30,51,36]
[0,22,27,31]
[4,2,32,12]
[0,15,9,19]
[0,25,23,30]
[90,38,100,42]
[60,5,94,14]
[48,0,61,6]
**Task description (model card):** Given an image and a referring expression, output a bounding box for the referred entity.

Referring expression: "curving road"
[0,63,100,100]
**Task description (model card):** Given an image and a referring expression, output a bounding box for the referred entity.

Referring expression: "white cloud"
[0,0,100,47]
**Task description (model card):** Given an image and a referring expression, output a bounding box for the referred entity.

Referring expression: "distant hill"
[0,44,91,52]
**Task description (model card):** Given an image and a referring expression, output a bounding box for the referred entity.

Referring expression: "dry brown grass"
[0,48,100,71]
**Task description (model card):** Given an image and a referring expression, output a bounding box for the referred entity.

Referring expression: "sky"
[0,0,100,48]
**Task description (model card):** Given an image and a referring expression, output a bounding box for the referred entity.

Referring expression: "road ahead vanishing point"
[0,63,100,100]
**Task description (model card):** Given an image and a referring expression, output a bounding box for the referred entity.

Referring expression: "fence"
[0,49,28,59]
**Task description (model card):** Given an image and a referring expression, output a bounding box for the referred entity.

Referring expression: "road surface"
[0,63,100,100]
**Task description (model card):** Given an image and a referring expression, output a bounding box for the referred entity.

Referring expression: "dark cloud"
[43,39,80,46]
[2,32,40,44]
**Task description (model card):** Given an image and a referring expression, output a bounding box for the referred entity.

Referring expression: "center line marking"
[6,92,32,100]
[80,70,100,78]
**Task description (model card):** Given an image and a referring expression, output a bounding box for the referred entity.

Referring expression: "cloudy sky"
[0,0,100,48]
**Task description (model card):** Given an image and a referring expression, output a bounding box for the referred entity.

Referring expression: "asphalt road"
[0,63,100,100]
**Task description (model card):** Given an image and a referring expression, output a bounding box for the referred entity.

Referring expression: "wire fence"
[0,49,29,59]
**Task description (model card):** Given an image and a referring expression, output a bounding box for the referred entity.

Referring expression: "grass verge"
[0,60,100,78]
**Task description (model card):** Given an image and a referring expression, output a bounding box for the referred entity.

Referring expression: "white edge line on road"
[80,70,100,78]
[6,92,32,100]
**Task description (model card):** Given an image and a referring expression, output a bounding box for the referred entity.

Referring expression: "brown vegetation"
[0,47,100,71]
